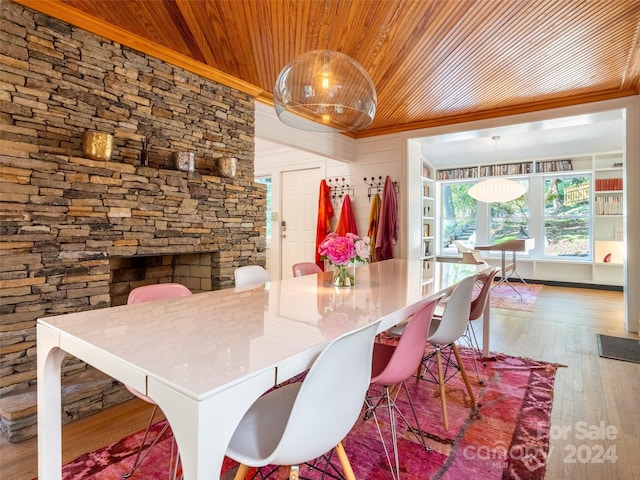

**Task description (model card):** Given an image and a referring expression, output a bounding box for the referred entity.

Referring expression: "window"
[490,180,529,243]
[255,176,272,241]
[543,174,591,258]
[438,173,594,262]
[439,182,477,255]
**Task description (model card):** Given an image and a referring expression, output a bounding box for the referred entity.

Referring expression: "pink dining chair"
[291,262,322,277]
[463,268,500,377]
[124,283,192,480]
[364,296,443,480]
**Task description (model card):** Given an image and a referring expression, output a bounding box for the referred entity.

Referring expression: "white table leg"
[148,369,275,480]
[37,324,67,480]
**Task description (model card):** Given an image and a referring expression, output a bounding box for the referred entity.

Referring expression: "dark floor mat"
[596,334,640,363]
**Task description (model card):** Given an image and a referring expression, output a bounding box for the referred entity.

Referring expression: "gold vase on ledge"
[82,131,114,161]
[216,157,237,178]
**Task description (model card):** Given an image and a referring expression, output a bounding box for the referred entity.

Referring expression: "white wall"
[255,102,405,276]
[255,96,639,333]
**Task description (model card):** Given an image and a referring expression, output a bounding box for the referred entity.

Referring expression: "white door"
[281,168,322,278]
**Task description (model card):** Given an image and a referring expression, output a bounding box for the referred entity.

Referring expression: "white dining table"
[37,259,489,480]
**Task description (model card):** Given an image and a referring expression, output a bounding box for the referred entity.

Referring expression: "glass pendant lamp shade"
[468,178,527,203]
[274,50,377,132]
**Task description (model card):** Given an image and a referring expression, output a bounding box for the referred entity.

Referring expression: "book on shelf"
[595,178,623,191]
[436,167,478,180]
[535,159,573,173]
[595,194,623,215]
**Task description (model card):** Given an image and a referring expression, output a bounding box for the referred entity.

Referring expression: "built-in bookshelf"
[535,159,573,172]
[593,152,623,283]
[436,167,478,180]
[480,162,533,176]
[437,158,574,180]
[422,163,435,260]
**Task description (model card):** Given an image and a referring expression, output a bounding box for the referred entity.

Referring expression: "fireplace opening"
[109,253,214,306]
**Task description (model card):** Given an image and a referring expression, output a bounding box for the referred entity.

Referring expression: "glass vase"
[332,264,354,287]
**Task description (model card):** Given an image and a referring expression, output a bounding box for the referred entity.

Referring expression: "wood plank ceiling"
[13,0,640,138]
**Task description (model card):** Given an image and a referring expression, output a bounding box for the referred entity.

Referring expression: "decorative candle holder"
[82,131,113,161]
[173,152,195,172]
[216,157,237,178]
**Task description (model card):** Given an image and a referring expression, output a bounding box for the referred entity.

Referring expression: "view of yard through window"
[543,175,591,257]
[440,174,592,260]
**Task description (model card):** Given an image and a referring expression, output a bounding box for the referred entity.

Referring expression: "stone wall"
[0,2,265,441]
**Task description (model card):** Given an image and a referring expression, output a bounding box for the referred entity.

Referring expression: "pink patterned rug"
[48,348,560,480]
[487,282,543,312]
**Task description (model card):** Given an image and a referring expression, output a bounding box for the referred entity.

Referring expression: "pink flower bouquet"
[318,233,370,286]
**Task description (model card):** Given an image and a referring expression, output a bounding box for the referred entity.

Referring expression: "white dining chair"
[418,274,477,431]
[234,265,271,288]
[226,319,381,480]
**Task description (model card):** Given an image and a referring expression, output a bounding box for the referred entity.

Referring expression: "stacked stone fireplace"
[110,253,216,305]
[0,2,266,442]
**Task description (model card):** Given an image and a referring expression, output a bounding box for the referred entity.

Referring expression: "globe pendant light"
[274,50,377,132]
[468,136,527,203]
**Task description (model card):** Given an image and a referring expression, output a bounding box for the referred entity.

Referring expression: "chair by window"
[454,240,485,264]
[226,320,381,480]
[418,274,477,431]
[364,296,442,480]
[234,265,271,288]
[124,283,192,479]
[292,262,322,277]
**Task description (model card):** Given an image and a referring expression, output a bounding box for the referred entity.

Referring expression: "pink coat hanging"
[375,176,397,260]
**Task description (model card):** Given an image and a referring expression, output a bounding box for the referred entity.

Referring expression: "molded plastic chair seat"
[124,283,192,480]
[234,265,271,288]
[292,262,322,277]
[227,320,381,480]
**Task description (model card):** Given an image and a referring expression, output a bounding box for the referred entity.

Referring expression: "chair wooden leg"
[452,343,476,406]
[435,348,449,431]
[233,464,249,480]
[289,465,300,480]
[335,442,356,480]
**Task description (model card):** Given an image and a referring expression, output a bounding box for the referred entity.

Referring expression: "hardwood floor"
[1,285,638,480]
